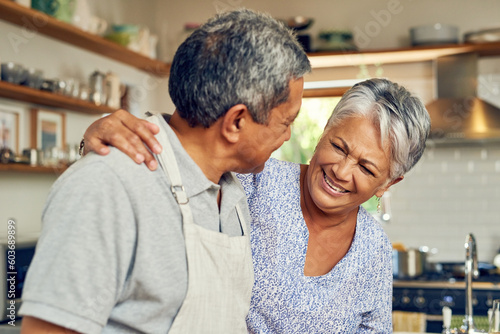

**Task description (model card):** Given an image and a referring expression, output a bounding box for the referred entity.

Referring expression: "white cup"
[14,0,31,7]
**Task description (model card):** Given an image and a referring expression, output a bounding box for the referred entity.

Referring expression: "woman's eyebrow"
[338,137,381,172]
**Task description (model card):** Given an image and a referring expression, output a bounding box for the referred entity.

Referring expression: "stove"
[393,275,500,333]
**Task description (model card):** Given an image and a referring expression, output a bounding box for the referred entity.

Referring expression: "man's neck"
[168,111,227,184]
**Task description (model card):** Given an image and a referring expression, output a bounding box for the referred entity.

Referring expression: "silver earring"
[377,196,381,213]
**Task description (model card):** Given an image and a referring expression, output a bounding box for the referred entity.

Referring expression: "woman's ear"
[375,176,404,198]
[221,104,249,144]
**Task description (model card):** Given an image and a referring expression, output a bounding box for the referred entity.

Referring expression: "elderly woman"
[82,78,430,333]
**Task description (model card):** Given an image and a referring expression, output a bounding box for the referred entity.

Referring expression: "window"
[272,96,340,164]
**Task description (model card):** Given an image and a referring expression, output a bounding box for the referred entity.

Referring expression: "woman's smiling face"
[306,115,402,216]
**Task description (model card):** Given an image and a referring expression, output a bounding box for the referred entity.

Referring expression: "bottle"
[442,306,452,334]
[104,72,120,109]
[89,70,106,105]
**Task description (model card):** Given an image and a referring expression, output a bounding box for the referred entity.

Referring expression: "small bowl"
[410,24,459,46]
[1,62,28,84]
[105,24,139,46]
[104,32,133,46]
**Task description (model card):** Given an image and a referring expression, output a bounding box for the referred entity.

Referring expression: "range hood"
[426,53,500,141]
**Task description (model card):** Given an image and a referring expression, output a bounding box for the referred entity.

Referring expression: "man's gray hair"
[324,78,431,179]
[168,8,311,128]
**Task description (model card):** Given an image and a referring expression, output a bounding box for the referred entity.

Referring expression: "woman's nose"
[332,158,352,182]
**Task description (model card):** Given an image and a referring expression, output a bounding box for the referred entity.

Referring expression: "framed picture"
[0,106,20,154]
[30,109,66,151]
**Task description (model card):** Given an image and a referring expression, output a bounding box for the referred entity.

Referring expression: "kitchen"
[0,0,500,332]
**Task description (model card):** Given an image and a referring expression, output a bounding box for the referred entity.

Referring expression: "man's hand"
[83,109,162,171]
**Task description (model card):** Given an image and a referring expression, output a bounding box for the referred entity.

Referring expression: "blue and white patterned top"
[237,158,393,333]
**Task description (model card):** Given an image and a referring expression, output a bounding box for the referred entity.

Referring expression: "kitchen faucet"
[460,233,481,334]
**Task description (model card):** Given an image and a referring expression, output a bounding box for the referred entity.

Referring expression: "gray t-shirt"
[19,120,252,333]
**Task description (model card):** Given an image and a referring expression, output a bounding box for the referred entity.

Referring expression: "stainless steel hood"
[426,53,500,141]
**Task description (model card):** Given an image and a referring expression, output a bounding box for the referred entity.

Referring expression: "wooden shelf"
[0,163,67,174]
[0,81,114,114]
[302,86,350,98]
[2,1,499,74]
[307,42,500,68]
[0,0,170,77]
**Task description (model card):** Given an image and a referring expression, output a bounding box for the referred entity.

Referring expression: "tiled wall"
[385,141,500,263]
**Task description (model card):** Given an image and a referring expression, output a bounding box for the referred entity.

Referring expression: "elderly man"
[19,9,310,333]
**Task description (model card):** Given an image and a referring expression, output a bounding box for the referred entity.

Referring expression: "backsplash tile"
[384,142,500,263]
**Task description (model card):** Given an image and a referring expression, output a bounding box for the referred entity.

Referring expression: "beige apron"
[149,115,254,334]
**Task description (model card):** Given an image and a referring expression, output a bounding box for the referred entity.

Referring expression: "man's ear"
[375,176,404,198]
[221,104,249,144]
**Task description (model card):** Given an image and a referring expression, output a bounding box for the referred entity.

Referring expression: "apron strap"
[235,204,248,236]
[148,115,194,226]
[148,114,247,235]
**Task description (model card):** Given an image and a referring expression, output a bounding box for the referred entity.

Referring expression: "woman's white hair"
[324,78,431,179]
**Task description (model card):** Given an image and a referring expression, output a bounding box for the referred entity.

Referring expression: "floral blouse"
[238,158,393,333]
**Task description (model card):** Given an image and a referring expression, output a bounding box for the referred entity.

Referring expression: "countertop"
[394,279,500,290]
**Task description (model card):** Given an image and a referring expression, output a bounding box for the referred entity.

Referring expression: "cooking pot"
[393,247,432,279]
